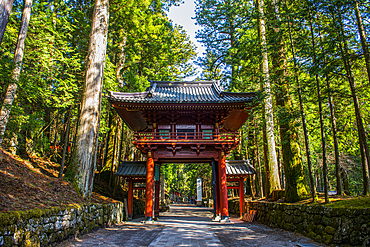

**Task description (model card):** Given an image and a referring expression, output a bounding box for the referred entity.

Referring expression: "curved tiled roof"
[225,160,256,176]
[115,161,146,177]
[108,81,255,104]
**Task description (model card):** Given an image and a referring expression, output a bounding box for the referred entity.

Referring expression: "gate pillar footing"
[220,216,230,223]
[212,215,221,222]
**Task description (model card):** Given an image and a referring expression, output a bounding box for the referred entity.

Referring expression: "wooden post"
[153,122,157,139]
[155,180,160,217]
[239,176,245,218]
[170,123,175,139]
[196,122,201,139]
[160,173,165,205]
[211,160,217,218]
[218,151,229,221]
[145,154,154,221]
[215,160,221,217]
[128,178,133,219]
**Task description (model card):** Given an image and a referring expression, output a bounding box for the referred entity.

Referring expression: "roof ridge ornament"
[147,83,157,98]
[212,80,224,98]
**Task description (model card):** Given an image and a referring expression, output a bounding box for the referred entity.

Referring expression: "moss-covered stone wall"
[0,202,124,246]
[228,200,370,246]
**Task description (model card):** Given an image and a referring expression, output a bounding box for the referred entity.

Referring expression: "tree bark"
[103,109,113,166]
[103,112,118,173]
[247,122,257,198]
[326,77,342,195]
[316,75,329,203]
[59,104,73,178]
[0,0,32,145]
[66,0,109,198]
[0,0,15,45]
[341,167,350,195]
[117,120,125,164]
[354,0,370,85]
[254,119,264,198]
[257,0,281,197]
[115,31,126,87]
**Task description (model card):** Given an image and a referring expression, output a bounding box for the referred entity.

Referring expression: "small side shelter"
[116,161,147,219]
[225,160,256,218]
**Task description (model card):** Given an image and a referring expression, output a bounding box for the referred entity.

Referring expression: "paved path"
[57,204,323,247]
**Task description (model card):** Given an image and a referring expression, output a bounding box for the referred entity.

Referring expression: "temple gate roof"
[108,80,255,104]
[107,80,257,132]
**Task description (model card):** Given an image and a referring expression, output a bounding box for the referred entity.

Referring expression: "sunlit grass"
[322,196,370,209]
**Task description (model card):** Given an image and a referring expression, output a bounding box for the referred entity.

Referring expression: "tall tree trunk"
[326,77,342,195]
[262,119,270,196]
[266,0,308,202]
[254,118,264,197]
[110,118,121,191]
[59,104,73,178]
[316,74,329,203]
[52,111,60,160]
[103,110,114,168]
[0,0,32,145]
[115,31,126,87]
[0,0,15,45]
[66,0,109,198]
[257,0,281,197]
[335,6,370,195]
[285,0,316,201]
[104,112,118,177]
[117,121,124,164]
[43,106,52,141]
[341,167,350,195]
[308,11,329,203]
[354,0,370,85]
[247,121,256,198]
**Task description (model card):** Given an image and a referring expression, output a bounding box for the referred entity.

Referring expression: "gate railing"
[134,132,238,141]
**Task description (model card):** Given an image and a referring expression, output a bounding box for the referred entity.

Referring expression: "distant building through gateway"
[109,80,257,222]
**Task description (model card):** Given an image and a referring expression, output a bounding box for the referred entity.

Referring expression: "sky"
[167,1,205,80]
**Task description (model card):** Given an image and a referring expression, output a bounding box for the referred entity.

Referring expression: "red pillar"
[128,179,133,219]
[218,151,229,221]
[239,177,245,218]
[145,155,154,221]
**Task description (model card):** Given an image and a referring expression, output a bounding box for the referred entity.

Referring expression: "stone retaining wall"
[0,202,124,246]
[228,200,370,246]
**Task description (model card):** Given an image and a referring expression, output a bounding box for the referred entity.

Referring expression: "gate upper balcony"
[134,131,239,145]
[107,80,257,149]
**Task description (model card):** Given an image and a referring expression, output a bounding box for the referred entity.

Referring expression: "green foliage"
[195,0,370,198]
[162,163,212,200]
[0,0,196,166]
